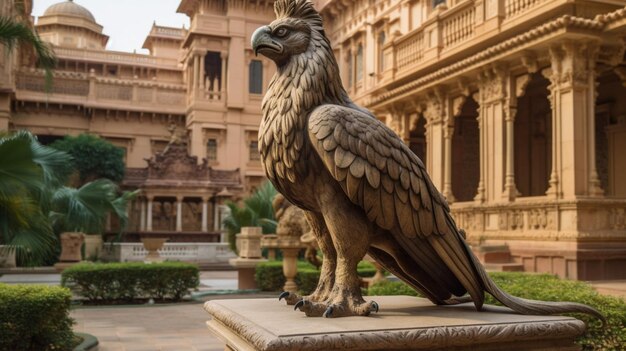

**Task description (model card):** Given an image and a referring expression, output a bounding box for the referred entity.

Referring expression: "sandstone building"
[2,0,626,279]
[315,0,626,280]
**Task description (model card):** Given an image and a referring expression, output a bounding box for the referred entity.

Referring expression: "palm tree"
[223,181,278,252]
[48,179,138,235]
[0,1,57,88]
[0,131,71,265]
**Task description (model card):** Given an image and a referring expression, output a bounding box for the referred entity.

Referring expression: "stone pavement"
[71,302,224,351]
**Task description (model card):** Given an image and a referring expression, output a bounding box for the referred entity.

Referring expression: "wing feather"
[308,104,484,303]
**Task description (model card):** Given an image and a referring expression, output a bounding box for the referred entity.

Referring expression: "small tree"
[51,134,125,184]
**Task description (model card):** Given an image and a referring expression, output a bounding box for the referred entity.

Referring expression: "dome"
[43,0,96,23]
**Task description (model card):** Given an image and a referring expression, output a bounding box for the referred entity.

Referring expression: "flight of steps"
[472,244,524,272]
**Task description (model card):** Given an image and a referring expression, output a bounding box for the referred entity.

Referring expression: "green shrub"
[367,280,419,296]
[366,272,626,350]
[0,284,74,351]
[255,260,377,294]
[61,262,199,303]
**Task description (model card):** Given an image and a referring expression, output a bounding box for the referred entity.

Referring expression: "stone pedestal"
[54,232,85,272]
[83,234,103,260]
[229,258,268,290]
[204,296,586,351]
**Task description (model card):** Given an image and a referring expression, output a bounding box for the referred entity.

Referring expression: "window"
[356,44,363,83]
[377,32,386,73]
[249,60,263,94]
[205,52,222,92]
[433,0,446,8]
[207,139,218,161]
[249,140,260,161]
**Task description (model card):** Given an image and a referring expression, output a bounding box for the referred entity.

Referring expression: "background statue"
[273,193,321,269]
[252,0,604,322]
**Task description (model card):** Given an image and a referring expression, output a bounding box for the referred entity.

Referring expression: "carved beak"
[251,26,283,56]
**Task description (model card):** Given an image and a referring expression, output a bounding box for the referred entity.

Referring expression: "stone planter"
[83,234,103,261]
[141,238,168,263]
[0,246,16,268]
[54,232,85,272]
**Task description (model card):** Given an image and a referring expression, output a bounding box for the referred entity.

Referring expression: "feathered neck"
[261,31,351,130]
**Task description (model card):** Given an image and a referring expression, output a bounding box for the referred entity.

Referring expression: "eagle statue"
[251,0,604,321]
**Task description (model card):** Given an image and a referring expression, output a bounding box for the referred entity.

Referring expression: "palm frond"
[50,179,119,234]
[0,131,43,200]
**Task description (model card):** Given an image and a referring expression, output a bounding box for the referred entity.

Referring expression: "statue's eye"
[275,27,288,37]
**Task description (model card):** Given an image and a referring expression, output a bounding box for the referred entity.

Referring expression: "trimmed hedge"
[365,272,626,350]
[0,284,74,351]
[255,260,377,294]
[61,262,199,303]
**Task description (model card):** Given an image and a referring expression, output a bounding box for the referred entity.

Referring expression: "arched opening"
[514,73,552,197]
[409,115,427,165]
[452,96,479,202]
[596,70,626,197]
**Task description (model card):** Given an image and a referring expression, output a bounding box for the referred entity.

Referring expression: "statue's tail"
[460,235,606,325]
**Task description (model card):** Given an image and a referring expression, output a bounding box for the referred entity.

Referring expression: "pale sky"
[32,0,190,54]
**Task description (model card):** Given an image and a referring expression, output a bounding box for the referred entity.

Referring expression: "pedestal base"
[53,261,81,272]
[204,296,585,351]
[229,258,267,290]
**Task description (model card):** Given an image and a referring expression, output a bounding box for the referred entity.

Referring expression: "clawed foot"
[278,291,301,305]
[293,297,379,317]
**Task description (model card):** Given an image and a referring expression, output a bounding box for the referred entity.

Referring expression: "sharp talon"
[372,301,379,313]
[278,292,290,301]
[323,306,333,318]
[294,299,305,311]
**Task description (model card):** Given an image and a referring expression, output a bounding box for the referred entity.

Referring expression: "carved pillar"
[423,88,446,192]
[220,52,228,97]
[442,122,455,202]
[201,196,209,232]
[475,65,508,203]
[176,195,183,232]
[146,195,154,232]
[543,42,601,198]
[193,53,200,98]
[140,199,146,231]
[199,51,205,92]
[502,106,516,201]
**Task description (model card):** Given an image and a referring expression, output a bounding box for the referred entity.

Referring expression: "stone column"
[442,122,455,202]
[543,42,600,198]
[220,52,228,95]
[176,195,183,232]
[475,65,508,203]
[193,53,200,98]
[146,195,154,232]
[199,51,205,92]
[502,106,517,201]
[201,196,209,232]
[423,89,446,190]
[140,199,146,231]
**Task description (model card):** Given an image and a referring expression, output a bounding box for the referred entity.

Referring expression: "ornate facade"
[316,0,626,280]
[3,0,626,279]
[1,0,277,238]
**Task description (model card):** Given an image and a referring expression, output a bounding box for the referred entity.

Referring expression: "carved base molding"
[205,296,585,351]
[453,198,626,280]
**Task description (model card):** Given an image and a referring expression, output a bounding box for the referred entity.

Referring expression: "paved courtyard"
[72,302,224,351]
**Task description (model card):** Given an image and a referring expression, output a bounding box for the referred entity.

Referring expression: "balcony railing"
[54,47,180,69]
[15,71,186,113]
[380,0,580,83]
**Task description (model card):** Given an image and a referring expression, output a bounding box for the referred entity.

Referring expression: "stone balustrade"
[15,70,186,114]
[379,0,573,84]
[101,242,235,264]
[54,47,179,69]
